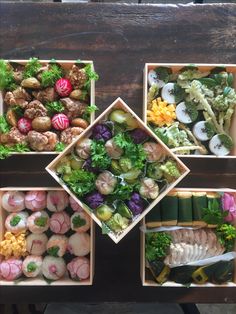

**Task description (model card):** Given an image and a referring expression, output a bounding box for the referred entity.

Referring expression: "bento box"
[0,59,97,158]
[46,97,189,244]
[0,187,95,285]
[140,188,236,287]
[143,63,236,158]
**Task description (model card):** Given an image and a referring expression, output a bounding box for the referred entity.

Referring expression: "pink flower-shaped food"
[1,191,25,213]
[50,211,70,234]
[25,191,46,211]
[47,191,69,212]
[222,193,236,222]
[67,257,90,280]
[69,196,83,212]
[0,258,23,281]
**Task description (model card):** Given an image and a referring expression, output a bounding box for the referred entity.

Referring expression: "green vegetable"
[47,246,60,257]
[218,134,234,151]
[96,205,114,221]
[23,58,41,79]
[121,169,141,183]
[56,156,72,174]
[35,217,48,227]
[11,105,24,118]
[70,155,84,170]
[202,199,227,225]
[45,101,64,116]
[204,122,215,139]
[110,182,134,201]
[110,160,122,175]
[145,232,172,262]
[212,88,236,112]
[154,67,172,83]
[147,84,159,105]
[0,59,16,91]
[0,115,11,133]
[66,169,96,197]
[0,143,30,159]
[119,157,132,172]
[27,262,37,273]
[177,68,210,88]
[184,102,198,122]
[106,213,129,233]
[72,215,86,228]
[197,78,218,88]
[117,201,133,219]
[41,64,63,87]
[173,83,186,103]
[82,104,98,121]
[216,224,236,252]
[90,140,111,170]
[10,215,21,227]
[160,160,181,181]
[83,64,99,89]
[147,162,163,180]
[55,142,66,152]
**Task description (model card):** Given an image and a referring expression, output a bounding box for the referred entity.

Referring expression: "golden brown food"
[21,77,41,89]
[32,116,52,132]
[71,118,89,129]
[60,127,84,145]
[68,65,88,89]
[24,100,48,119]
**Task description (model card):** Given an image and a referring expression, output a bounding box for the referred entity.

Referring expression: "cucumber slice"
[193,121,213,141]
[209,134,232,156]
[148,70,165,88]
[161,83,175,104]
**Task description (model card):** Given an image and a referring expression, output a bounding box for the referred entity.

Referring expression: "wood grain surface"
[0,2,236,303]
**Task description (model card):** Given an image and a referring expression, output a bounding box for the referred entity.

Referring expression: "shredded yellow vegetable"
[0,231,27,258]
[147,97,176,127]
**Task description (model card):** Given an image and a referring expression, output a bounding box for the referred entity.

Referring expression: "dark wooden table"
[0,2,236,304]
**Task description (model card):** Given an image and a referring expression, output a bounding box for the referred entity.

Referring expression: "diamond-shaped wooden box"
[46,98,190,243]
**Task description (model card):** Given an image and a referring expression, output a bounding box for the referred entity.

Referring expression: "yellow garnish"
[147,97,176,127]
[0,231,27,259]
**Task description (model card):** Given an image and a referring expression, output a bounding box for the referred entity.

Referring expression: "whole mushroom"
[105,138,123,159]
[75,138,92,159]
[95,171,117,195]
[24,100,48,119]
[143,142,165,162]
[60,127,84,145]
[139,178,159,199]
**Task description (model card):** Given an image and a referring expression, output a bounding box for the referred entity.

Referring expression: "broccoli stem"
[170,145,204,153]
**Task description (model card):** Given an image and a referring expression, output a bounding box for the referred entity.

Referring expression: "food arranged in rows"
[0,190,92,283]
[144,190,236,285]
[47,99,189,243]
[0,59,98,158]
[146,65,236,156]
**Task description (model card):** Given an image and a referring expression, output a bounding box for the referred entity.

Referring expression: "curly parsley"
[90,140,111,170]
[145,232,172,262]
[66,169,96,197]
[41,64,63,87]
[23,57,41,79]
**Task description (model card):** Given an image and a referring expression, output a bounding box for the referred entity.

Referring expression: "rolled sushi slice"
[71,212,90,233]
[49,211,70,234]
[192,192,207,227]
[209,134,233,156]
[26,233,48,256]
[148,69,165,88]
[68,233,90,257]
[47,235,68,257]
[5,211,28,234]
[193,121,214,142]
[1,191,25,213]
[161,191,178,226]
[161,83,175,104]
[177,191,193,226]
[42,256,66,281]
[67,257,90,281]
[145,203,162,228]
[27,211,49,234]
[175,102,198,124]
[22,255,43,278]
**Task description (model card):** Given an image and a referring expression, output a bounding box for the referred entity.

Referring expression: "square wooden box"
[0,59,95,155]
[0,187,95,286]
[143,63,236,158]
[46,97,190,244]
[140,188,236,287]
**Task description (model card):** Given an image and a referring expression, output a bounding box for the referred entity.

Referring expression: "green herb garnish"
[82,104,98,121]
[72,215,86,228]
[83,64,99,89]
[110,183,134,201]
[11,105,24,118]
[0,59,16,91]
[10,215,21,227]
[0,143,30,159]
[45,101,64,115]
[145,232,172,262]
[154,67,172,83]
[202,198,227,225]
[204,122,215,138]
[23,57,41,79]
[90,140,111,170]
[47,246,60,257]
[184,102,198,122]
[27,262,37,273]
[218,134,234,151]
[173,83,186,103]
[216,224,236,252]
[35,216,48,227]
[0,115,11,133]
[41,64,63,87]
[66,169,96,197]
[55,142,66,152]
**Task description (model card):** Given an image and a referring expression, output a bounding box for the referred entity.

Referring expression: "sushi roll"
[209,134,233,156]
[49,211,70,234]
[161,191,178,226]
[27,211,49,234]
[22,255,43,278]
[0,258,23,281]
[47,190,69,212]
[192,192,207,227]
[5,211,28,234]
[69,196,83,212]
[25,191,46,211]
[148,69,165,88]
[26,233,48,256]
[67,257,90,281]
[145,203,162,228]
[42,256,66,281]
[1,191,25,213]
[193,121,214,142]
[71,212,90,233]
[47,235,68,257]
[175,101,198,124]
[177,191,193,226]
[161,83,175,104]
[68,233,90,257]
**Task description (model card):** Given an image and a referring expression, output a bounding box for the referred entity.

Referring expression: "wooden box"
[143,63,236,158]
[0,187,95,286]
[140,188,236,287]
[0,59,95,155]
[46,97,190,244]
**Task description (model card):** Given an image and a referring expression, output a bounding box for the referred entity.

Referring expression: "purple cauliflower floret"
[83,157,99,174]
[84,191,104,209]
[127,192,145,216]
[91,124,112,141]
[129,128,149,144]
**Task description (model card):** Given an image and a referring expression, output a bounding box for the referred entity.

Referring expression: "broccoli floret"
[106,213,129,233]
[160,160,181,181]
[212,88,236,112]
[177,69,210,88]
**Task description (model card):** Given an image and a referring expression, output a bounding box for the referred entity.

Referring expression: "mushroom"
[60,98,87,120]
[4,87,31,108]
[105,138,123,159]
[139,178,159,199]
[95,171,117,195]
[75,138,92,159]
[68,65,88,89]
[60,127,84,145]
[32,87,59,103]
[27,130,58,151]
[24,100,48,119]
[143,141,165,162]
[1,127,27,145]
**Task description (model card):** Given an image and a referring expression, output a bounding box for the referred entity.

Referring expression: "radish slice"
[148,70,165,88]
[193,121,213,141]
[176,102,196,124]
[209,134,231,156]
[161,83,175,104]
